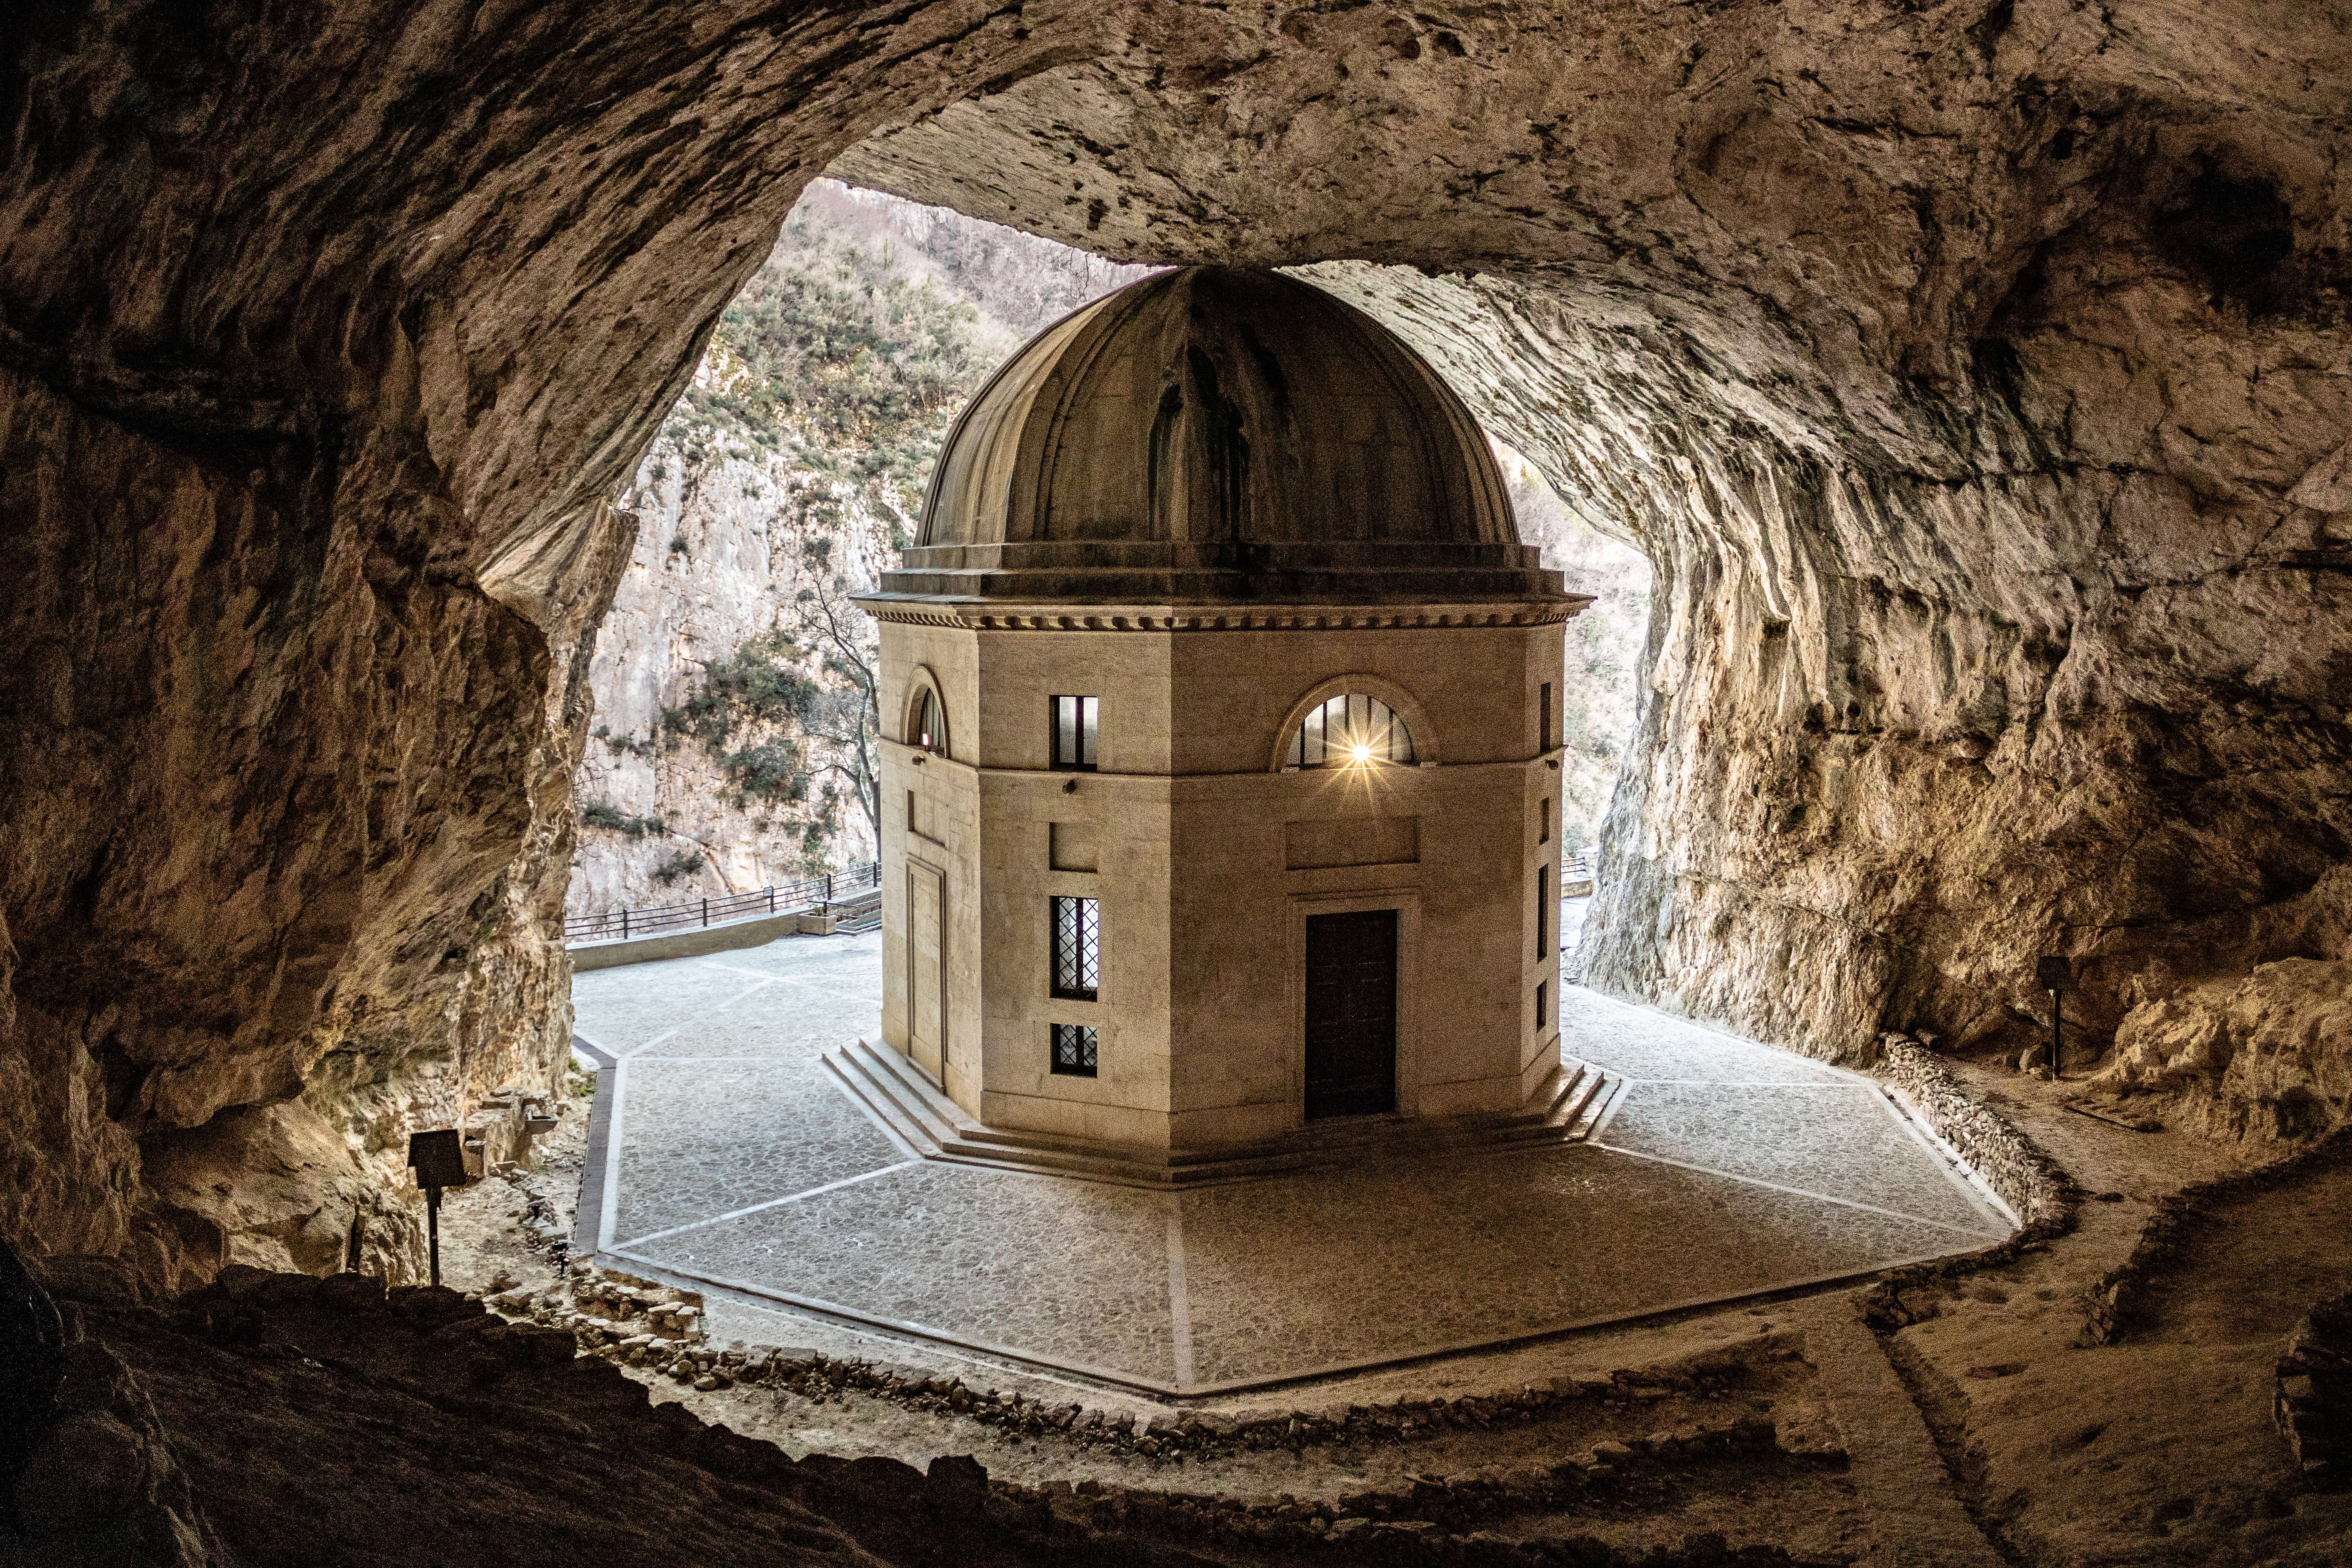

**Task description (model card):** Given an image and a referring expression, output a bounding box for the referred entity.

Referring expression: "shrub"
[650,849,706,886]
[579,800,666,838]
[720,740,809,804]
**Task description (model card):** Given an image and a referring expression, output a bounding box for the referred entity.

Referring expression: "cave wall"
[838,0,2352,1128]
[0,0,1095,1283]
[2,0,2348,1284]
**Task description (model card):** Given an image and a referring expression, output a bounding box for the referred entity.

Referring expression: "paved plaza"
[570,924,2011,1395]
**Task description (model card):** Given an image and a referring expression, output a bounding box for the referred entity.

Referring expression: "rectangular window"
[1052,695,1099,771]
[1051,895,1100,1000]
[1536,979,1550,1033]
[1050,1023,1099,1077]
[1539,681,1554,753]
[1539,797,1551,845]
[1537,866,1552,957]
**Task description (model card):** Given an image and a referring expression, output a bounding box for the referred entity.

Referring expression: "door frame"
[1286,886,1421,1125]
[906,855,949,1086]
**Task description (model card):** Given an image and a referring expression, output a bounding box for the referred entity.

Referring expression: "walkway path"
[570,932,2010,1395]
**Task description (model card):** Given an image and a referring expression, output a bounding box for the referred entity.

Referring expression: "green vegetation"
[579,800,667,838]
[719,740,809,804]
[662,635,820,748]
[650,848,706,886]
[664,217,998,513]
[590,727,656,759]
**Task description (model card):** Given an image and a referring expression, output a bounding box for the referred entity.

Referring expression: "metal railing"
[563,861,879,944]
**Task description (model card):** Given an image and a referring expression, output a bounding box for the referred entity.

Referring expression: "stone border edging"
[2078,1126,2352,1347]
[482,1267,1824,1470]
[1860,1038,2080,1332]
[2277,1287,2350,1480]
[1877,1038,2073,1235]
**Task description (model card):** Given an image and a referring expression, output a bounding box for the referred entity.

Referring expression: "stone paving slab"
[632,1163,1181,1387]
[1559,985,1854,1083]
[612,1058,904,1244]
[633,991,883,1062]
[1597,1082,2007,1238]
[1177,1144,1970,1389]
[579,930,2011,1394]
[570,962,781,1053]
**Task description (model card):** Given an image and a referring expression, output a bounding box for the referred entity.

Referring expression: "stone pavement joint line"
[570,936,2013,1395]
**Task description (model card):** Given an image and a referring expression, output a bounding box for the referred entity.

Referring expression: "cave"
[4,4,2350,1565]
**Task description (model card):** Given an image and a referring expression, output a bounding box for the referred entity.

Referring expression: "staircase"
[825,886,883,934]
[824,1036,1621,1189]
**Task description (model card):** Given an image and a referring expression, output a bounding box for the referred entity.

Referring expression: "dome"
[874,267,1564,606]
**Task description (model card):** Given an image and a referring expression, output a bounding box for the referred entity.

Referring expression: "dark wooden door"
[1303,909,1398,1119]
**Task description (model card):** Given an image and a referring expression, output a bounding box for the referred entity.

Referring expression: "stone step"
[821,1037,1621,1189]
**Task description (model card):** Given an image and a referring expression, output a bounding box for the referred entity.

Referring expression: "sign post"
[2036,956,2074,1079]
[407,1129,470,1286]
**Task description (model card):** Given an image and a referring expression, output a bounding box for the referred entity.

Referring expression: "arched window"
[913,686,948,755]
[1287,692,1417,768]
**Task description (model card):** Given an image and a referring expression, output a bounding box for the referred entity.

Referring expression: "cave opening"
[7,6,2352,1563]
[569,176,1657,989]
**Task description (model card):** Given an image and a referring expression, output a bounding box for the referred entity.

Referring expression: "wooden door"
[1303,909,1398,1119]
[909,864,945,1082]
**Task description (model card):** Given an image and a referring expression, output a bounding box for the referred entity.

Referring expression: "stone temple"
[855,266,1587,1162]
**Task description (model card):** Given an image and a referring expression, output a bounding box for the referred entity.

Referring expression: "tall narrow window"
[1051,695,1098,771]
[1537,867,1552,957]
[1539,681,1554,753]
[1536,980,1550,1033]
[1051,895,1100,1001]
[915,687,947,755]
[1539,797,1551,845]
[1050,1023,1099,1077]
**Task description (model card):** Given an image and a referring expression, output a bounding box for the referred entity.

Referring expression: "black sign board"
[407,1129,468,1190]
[2036,956,2075,994]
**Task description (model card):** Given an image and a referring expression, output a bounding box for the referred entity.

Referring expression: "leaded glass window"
[1051,895,1099,1001]
[1050,1023,1098,1077]
[1286,693,1416,768]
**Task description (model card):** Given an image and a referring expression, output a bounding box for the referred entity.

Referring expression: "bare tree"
[793,573,882,853]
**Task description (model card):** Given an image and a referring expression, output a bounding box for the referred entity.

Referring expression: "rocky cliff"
[566,182,1151,916]
[570,405,901,914]
[4,0,2348,1288]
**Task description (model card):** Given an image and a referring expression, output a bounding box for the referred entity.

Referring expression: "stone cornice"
[851,597,1592,632]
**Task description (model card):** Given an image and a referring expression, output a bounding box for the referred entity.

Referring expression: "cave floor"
[570,933,2011,1395]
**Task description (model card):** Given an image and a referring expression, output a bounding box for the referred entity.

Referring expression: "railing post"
[825,872,833,905]
[621,909,629,941]
[701,897,709,927]
[768,886,775,915]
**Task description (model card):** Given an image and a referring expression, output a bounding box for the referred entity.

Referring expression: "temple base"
[822,1036,1621,1189]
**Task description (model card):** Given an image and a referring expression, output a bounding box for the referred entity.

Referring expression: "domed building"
[850,267,1590,1172]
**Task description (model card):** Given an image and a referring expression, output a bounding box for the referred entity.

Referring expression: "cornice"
[850,597,1592,632]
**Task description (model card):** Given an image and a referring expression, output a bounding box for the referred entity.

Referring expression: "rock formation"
[571,407,899,914]
[568,181,1150,915]
[3,0,2348,1283]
